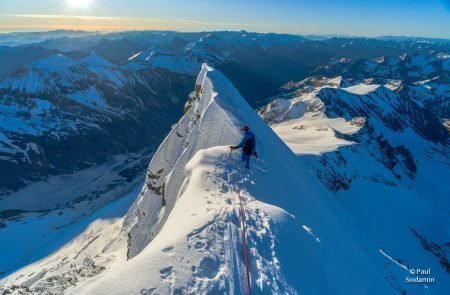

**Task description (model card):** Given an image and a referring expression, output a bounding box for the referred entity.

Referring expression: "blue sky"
[0,0,449,38]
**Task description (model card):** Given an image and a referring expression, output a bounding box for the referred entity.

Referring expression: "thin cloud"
[3,14,121,21]
[174,18,270,29]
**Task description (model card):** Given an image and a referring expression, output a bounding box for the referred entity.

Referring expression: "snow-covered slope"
[2,64,447,295]
[260,75,450,294]
[41,65,418,294]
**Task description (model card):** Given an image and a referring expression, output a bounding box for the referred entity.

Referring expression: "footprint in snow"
[162,246,175,255]
[140,288,156,295]
[198,257,220,279]
[191,238,209,251]
[159,266,173,279]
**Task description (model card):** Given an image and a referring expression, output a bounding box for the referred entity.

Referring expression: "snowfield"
[1,65,447,294]
[271,114,360,155]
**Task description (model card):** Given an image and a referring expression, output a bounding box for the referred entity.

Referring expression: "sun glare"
[67,0,93,9]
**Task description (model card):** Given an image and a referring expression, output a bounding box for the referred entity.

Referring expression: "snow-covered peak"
[68,65,410,294]
[81,52,114,67]
[127,51,142,61]
[30,53,79,71]
[261,73,448,159]
[280,76,350,96]
[124,63,290,258]
[342,83,380,95]
[26,52,113,72]
[2,63,446,294]
[125,45,202,74]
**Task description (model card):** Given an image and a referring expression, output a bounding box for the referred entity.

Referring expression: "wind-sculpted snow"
[70,147,300,294]
[68,64,414,294]
[1,63,447,294]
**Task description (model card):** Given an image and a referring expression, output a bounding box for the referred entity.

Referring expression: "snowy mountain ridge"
[1,34,447,194]
[67,64,403,294]
[1,64,428,294]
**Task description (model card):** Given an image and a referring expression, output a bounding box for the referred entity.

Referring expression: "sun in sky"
[0,0,448,37]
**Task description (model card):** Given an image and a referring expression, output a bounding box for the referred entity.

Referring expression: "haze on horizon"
[0,0,449,39]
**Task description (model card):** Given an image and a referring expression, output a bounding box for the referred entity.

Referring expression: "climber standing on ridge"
[231,125,257,169]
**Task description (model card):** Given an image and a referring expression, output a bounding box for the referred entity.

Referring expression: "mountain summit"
[1,64,447,295]
[68,65,402,294]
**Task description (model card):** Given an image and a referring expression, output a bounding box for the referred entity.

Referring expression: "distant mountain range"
[0,30,448,294]
[1,60,448,294]
[2,30,449,47]
[0,30,448,194]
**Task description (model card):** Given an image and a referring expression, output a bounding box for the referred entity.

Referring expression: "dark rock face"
[410,227,450,274]
[311,85,445,188]
[317,151,352,192]
[318,86,448,145]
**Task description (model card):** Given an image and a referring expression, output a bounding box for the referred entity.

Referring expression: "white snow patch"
[379,249,410,272]
[128,52,142,61]
[301,225,321,243]
[272,115,358,155]
[66,86,109,110]
[342,84,380,95]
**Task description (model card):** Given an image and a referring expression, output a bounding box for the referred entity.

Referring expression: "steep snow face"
[69,65,414,294]
[124,64,242,259]
[260,76,450,294]
[125,39,221,75]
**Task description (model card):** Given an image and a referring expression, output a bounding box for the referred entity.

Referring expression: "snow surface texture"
[260,76,364,155]
[68,65,403,294]
[1,65,445,294]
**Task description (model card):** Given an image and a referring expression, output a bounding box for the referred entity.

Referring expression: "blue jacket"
[237,131,256,155]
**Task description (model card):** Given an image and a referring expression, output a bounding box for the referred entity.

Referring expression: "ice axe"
[229,145,237,158]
